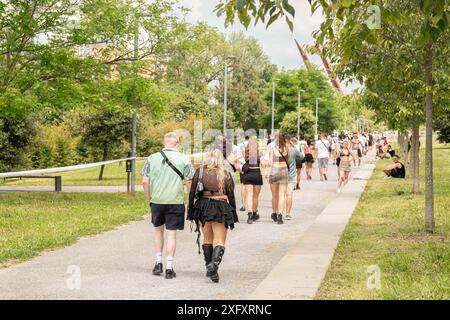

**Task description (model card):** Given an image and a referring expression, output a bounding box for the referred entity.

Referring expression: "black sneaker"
[277,214,284,224]
[324,174,328,181]
[165,269,176,279]
[271,213,278,222]
[152,262,163,275]
[247,213,253,224]
[239,206,246,211]
[252,212,260,221]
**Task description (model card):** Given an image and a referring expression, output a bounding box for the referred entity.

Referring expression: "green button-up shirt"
[141,148,194,204]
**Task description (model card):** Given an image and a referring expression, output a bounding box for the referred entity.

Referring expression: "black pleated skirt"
[189,198,238,230]
[241,168,263,185]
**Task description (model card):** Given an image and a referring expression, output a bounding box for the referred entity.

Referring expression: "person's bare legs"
[211,222,228,246]
[165,229,177,271]
[307,163,313,178]
[202,222,213,245]
[154,225,164,257]
[343,171,350,186]
[240,183,247,210]
[296,167,301,187]
[277,183,288,216]
[338,169,345,190]
[286,188,293,216]
[244,184,254,213]
[270,183,279,213]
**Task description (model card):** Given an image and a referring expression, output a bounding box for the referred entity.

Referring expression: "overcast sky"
[178,0,360,93]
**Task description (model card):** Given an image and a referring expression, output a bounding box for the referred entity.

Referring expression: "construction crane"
[294,39,344,96]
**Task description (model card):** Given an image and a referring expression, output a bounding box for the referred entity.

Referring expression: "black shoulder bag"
[160,151,184,180]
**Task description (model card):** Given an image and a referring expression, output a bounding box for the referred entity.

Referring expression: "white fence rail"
[0,157,138,179]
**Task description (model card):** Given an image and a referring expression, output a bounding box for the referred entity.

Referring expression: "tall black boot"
[202,244,213,277]
[206,245,225,283]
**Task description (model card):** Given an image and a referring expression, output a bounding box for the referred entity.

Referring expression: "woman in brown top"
[268,134,290,224]
[188,149,237,283]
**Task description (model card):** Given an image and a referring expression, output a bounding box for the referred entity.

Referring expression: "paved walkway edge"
[249,162,375,300]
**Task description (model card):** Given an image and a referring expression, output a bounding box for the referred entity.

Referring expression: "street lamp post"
[315,98,319,140]
[130,11,140,196]
[223,56,235,136]
[297,89,305,140]
[271,79,280,135]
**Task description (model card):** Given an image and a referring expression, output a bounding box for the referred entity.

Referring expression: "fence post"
[55,176,62,192]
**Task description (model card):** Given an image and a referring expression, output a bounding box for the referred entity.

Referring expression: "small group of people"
[238,133,301,224]
[141,132,237,283]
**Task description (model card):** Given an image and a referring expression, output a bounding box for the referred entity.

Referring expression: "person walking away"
[268,134,290,224]
[351,132,362,167]
[334,139,343,180]
[291,137,304,190]
[303,140,314,180]
[188,149,237,283]
[285,136,302,220]
[383,154,406,179]
[316,133,330,181]
[237,136,250,212]
[337,140,355,192]
[141,132,195,279]
[240,136,263,224]
[331,132,339,165]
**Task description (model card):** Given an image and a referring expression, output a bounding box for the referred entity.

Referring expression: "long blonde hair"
[205,148,229,193]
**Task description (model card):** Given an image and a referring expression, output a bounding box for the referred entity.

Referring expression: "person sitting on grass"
[386,145,396,158]
[383,154,406,179]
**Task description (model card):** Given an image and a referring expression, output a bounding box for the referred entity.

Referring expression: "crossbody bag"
[160,151,184,180]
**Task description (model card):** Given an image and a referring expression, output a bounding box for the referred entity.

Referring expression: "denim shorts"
[318,157,329,168]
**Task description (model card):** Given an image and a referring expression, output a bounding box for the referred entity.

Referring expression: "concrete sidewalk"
[0,155,375,300]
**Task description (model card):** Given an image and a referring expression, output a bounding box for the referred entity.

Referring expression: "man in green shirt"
[141,132,194,279]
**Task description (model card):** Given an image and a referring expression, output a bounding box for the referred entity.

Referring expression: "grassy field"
[0,160,146,187]
[0,192,147,267]
[316,144,450,299]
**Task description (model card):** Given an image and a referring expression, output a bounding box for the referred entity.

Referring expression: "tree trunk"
[424,39,435,233]
[98,146,108,181]
[411,116,420,195]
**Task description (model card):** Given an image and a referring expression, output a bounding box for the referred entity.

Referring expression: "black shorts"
[150,203,185,230]
[304,153,314,163]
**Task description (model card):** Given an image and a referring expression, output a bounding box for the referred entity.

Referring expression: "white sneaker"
[285,215,292,220]
[337,188,341,193]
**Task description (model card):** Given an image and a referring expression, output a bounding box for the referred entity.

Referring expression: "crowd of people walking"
[141,130,391,283]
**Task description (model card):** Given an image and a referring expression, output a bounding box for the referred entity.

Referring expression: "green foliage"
[279,109,315,139]
[434,111,450,144]
[260,67,338,133]
[215,0,296,31]
[0,115,37,172]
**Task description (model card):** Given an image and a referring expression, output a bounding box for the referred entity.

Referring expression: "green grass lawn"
[0,192,148,267]
[316,144,450,299]
[0,160,146,186]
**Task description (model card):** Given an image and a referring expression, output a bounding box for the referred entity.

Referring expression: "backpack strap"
[160,151,184,180]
